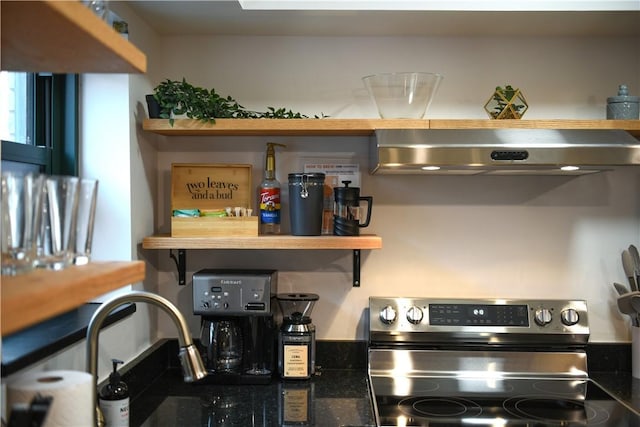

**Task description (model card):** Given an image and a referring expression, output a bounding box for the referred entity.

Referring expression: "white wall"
[6,16,638,397]
[147,33,640,343]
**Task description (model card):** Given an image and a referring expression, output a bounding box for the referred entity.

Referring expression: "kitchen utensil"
[363,72,443,119]
[622,249,638,292]
[617,291,640,326]
[333,181,373,236]
[629,244,640,285]
[277,293,319,379]
[631,294,640,314]
[210,319,243,373]
[613,282,630,296]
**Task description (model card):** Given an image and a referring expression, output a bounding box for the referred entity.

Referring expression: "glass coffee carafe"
[333,181,373,236]
[201,319,243,373]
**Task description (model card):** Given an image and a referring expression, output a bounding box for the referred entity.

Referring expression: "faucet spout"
[86,291,206,426]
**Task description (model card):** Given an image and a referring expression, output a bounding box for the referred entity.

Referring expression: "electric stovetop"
[370,376,640,426]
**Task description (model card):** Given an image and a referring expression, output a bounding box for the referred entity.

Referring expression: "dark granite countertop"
[130,368,374,427]
[591,371,640,414]
[123,341,640,426]
[122,340,373,426]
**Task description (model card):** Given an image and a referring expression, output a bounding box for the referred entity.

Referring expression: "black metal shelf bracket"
[169,249,187,286]
[353,249,361,287]
[168,248,362,287]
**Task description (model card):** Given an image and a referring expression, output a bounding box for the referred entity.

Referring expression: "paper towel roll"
[7,370,94,427]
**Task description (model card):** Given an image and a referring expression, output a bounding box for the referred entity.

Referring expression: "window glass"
[0,71,34,145]
[1,73,77,176]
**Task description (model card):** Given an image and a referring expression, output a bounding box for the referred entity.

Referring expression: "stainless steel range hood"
[370,128,640,175]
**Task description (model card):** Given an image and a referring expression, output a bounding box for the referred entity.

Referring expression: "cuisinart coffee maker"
[193,269,278,384]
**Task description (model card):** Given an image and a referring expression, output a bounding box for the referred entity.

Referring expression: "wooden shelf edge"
[142,118,428,135]
[1,1,146,73]
[142,118,640,137]
[142,234,382,250]
[430,119,640,131]
[1,261,146,336]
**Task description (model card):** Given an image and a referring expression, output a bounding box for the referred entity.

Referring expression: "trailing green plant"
[152,78,324,126]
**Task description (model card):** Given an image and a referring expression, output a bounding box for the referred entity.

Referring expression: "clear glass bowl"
[363,72,443,119]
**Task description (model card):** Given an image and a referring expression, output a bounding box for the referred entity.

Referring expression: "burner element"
[399,396,482,418]
[503,395,610,425]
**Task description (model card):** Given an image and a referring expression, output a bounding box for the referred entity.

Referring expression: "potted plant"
[484,85,528,119]
[148,78,319,126]
[145,94,161,118]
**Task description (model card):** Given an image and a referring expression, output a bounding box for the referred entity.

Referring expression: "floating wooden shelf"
[142,118,428,136]
[1,261,146,336]
[431,119,640,136]
[142,233,382,250]
[1,0,146,73]
[142,118,640,137]
[142,234,382,287]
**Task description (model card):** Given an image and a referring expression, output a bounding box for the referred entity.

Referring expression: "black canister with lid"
[288,173,325,236]
[333,181,373,236]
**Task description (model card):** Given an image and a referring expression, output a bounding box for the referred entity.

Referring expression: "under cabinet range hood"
[370,128,640,175]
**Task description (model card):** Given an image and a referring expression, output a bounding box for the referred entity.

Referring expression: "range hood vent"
[370,128,640,175]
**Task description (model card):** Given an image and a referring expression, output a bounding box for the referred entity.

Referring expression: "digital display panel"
[429,304,529,327]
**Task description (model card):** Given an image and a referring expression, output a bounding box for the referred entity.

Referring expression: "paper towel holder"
[86,291,207,426]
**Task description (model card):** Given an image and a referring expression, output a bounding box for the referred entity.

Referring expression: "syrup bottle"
[259,142,286,234]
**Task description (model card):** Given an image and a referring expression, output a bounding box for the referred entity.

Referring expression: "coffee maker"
[193,269,278,384]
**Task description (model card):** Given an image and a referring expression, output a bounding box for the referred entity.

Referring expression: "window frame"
[1,73,79,176]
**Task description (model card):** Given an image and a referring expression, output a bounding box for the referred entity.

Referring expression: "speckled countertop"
[130,370,640,427]
[125,340,374,426]
[591,371,640,413]
[123,341,639,426]
[130,368,374,427]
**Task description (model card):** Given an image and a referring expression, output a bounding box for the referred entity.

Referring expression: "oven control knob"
[561,308,579,326]
[406,306,424,324]
[534,308,552,326]
[380,305,397,324]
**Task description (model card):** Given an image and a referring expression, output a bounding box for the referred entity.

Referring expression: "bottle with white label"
[259,142,286,234]
[99,359,130,427]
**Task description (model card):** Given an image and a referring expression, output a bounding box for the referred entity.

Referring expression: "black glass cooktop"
[370,377,640,426]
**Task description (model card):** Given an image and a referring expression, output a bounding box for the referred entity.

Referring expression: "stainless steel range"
[368,297,640,426]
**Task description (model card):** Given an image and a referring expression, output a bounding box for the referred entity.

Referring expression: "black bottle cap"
[109,359,124,385]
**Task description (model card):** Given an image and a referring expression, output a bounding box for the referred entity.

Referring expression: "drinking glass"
[36,175,80,270]
[82,0,109,20]
[73,179,99,265]
[1,172,45,275]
